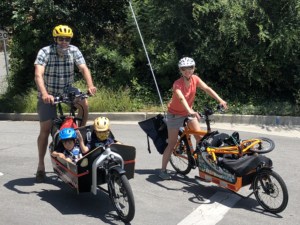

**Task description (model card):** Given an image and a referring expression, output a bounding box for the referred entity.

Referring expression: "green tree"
[1,0,299,114]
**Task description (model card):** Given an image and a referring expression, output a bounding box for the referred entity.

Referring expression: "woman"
[159,57,228,180]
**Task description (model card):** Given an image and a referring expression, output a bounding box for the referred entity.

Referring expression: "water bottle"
[86,128,91,143]
[71,147,82,162]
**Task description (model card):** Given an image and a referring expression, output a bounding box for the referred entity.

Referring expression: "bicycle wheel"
[108,171,135,223]
[199,151,230,176]
[170,136,193,175]
[253,169,288,213]
[249,137,275,154]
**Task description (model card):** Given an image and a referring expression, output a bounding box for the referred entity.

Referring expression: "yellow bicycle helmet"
[94,117,110,140]
[52,25,73,38]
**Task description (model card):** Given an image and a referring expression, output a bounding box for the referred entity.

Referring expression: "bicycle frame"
[175,128,207,156]
[91,146,124,195]
[206,138,262,161]
[174,123,265,162]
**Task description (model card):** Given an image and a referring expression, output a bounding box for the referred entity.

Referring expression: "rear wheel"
[108,171,135,223]
[170,136,193,175]
[253,169,288,213]
[248,137,275,154]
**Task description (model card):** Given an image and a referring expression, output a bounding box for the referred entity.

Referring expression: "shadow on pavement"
[134,168,282,218]
[3,173,130,225]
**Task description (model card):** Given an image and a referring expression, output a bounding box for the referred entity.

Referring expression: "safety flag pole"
[128,0,166,114]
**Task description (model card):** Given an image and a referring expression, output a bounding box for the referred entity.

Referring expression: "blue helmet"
[59,128,77,140]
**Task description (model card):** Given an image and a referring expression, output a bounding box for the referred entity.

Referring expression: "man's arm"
[34,64,54,104]
[77,64,97,95]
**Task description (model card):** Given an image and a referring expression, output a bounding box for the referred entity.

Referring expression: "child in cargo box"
[51,127,89,163]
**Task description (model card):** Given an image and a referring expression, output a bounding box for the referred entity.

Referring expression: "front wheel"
[170,136,193,175]
[108,171,135,223]
[253,169,288,213]
[249,137,275,154]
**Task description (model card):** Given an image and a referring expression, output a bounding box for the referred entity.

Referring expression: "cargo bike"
[48,91,136,223]
[139,106,288,214]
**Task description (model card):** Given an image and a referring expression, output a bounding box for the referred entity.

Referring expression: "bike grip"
[53,96,61,104]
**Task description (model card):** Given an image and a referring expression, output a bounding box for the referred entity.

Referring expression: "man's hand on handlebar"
[87,86,97,96]
[42,93,54,104]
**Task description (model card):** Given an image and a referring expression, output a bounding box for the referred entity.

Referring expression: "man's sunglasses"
[180,66,194,71]
[57,37,71,42]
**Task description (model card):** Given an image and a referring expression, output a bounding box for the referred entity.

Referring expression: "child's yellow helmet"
[94,117,110,132]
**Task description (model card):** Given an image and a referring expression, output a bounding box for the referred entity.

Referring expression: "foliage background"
[0,0,299,115]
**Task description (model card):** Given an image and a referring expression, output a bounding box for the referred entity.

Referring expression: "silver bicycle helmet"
[178,57,196,68]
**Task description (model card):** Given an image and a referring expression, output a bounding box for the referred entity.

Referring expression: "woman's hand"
[189,110,201,121]
[219,100,228,110]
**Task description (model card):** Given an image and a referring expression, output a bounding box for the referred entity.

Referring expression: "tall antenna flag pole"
[128,0,165,113]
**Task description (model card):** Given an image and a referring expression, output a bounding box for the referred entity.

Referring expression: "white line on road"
[177,191,241,225]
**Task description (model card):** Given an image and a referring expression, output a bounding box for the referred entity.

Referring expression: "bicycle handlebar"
[53,92,90,105]
[183,105,225,132]
[199,104,225,118]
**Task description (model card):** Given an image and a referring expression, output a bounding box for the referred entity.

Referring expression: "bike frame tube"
[206,139,262,162]
[91,147,124,195]
[173,129,207,160]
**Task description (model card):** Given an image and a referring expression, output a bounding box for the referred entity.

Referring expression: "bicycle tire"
[170,136,193,175]
[199,151,230,176]
[253,169,288,214]
[108,171,135,223]
[249,137,275,154]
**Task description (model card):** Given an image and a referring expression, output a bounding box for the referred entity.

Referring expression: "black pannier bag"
[138,114,168,154]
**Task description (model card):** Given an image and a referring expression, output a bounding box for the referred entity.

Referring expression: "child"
[51,127,89,163]
[89,117,119,149]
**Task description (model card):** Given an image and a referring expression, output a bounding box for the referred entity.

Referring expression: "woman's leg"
[161,128,179,170]
[187,117,202,143]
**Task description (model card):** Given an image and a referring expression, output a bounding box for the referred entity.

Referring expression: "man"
[34,24,97,182]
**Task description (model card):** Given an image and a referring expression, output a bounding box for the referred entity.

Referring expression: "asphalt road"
[0,121,299,225]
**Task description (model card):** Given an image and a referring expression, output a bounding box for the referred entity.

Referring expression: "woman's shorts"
[166,112,196,129]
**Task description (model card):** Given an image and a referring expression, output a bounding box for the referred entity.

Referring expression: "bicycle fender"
[109,166,126,175]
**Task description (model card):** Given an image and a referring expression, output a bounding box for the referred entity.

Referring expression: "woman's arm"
[174,89,201,120]
[197,77,228,109]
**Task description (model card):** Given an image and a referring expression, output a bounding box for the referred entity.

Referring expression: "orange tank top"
[168,75,199,116]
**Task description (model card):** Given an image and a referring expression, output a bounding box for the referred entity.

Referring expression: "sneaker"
[158,170,171,180]
[35,170,46,183]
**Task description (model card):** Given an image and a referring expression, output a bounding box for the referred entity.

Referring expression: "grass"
[0,81,299,116]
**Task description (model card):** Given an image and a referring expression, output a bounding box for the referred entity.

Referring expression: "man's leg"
[76,98,89,126]
[36,120,52,182]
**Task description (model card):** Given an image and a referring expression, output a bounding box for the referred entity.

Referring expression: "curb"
[0,112,300,126]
